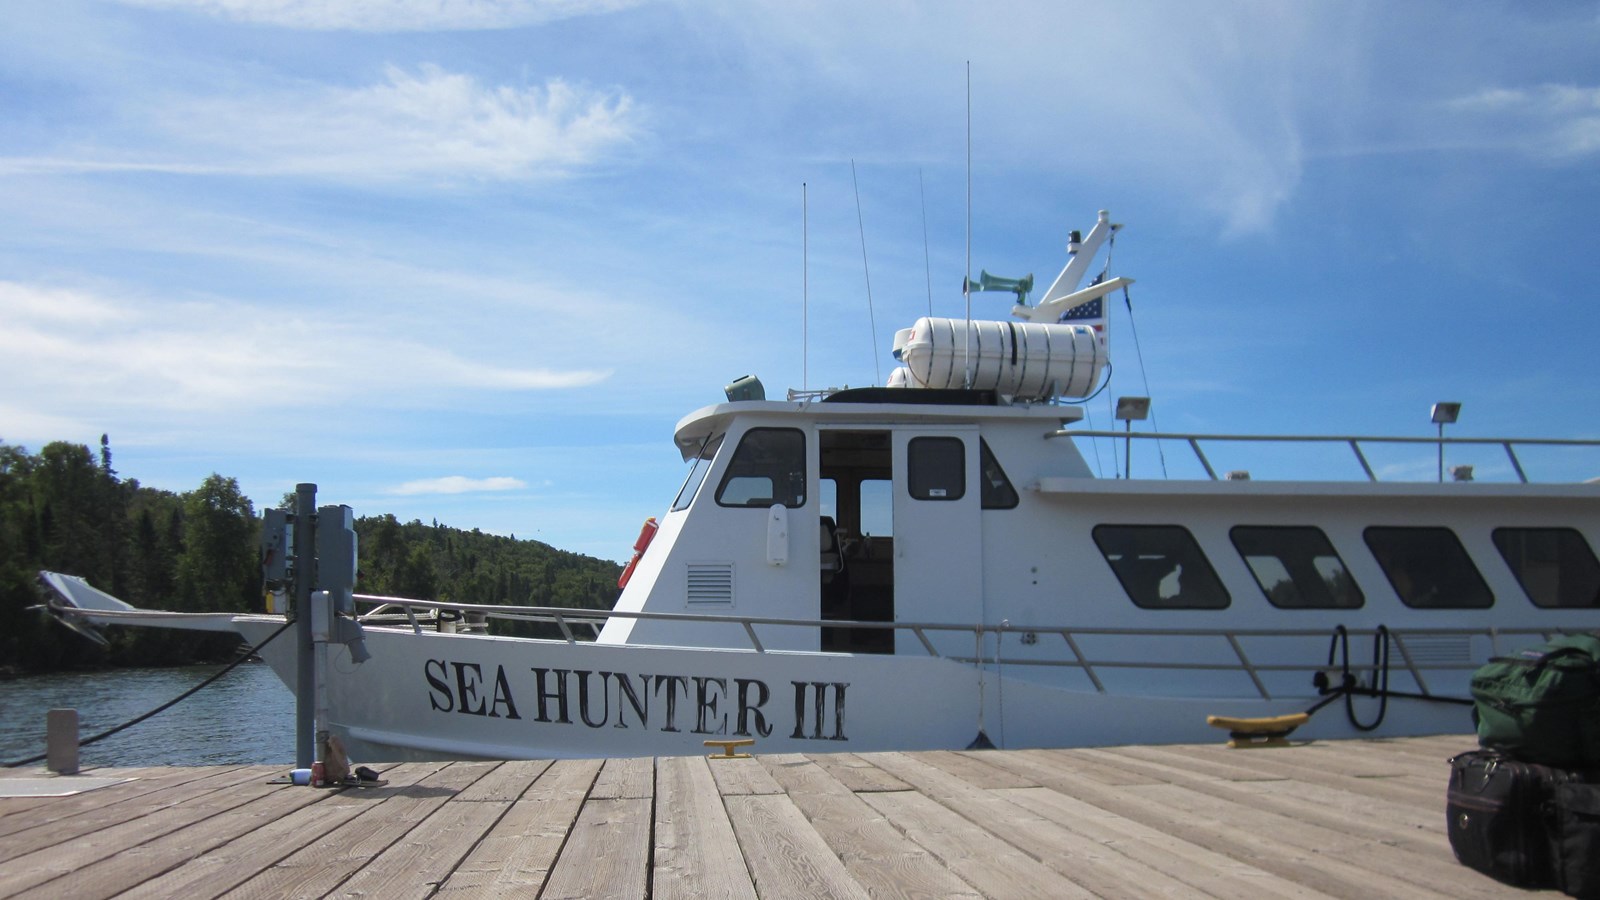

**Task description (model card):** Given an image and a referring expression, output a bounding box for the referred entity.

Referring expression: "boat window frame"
[1228,525,1365,609]
[1362,526,1494,609]
[714,427,807,509]
[1092,524,1231,610]
[671,433,724,512]
[907,436,966,502]
[978,438,1019,510]
[1491,527,1600,609]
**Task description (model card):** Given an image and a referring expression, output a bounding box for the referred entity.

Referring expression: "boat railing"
[352,593,1566,701]
[1050,429,1600,483]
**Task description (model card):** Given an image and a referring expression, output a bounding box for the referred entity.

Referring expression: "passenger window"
[979,439,1019,510]
[1363,527,1492,609]
[715,428,806,508]
[1230,526,1363,609]
[671,433,723,512]
[1092,525,1230,609]
[1492,528,1600,608]
[908,437,965,501]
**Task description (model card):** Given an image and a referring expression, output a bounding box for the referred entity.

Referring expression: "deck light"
[1431,402,1461,482]
[1115,396,1150,478]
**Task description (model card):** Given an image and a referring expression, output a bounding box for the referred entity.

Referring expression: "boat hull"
[234,619,1474,761]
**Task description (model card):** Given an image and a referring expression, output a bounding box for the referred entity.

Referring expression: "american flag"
[1059,297,1102,322]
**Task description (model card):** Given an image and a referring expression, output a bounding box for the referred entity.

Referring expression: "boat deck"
[0,733,1553,899]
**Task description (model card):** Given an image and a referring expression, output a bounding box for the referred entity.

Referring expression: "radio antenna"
[802,181,808,392]
[920,168,933,318]
[963,61,973,388]
[851,159,882,385]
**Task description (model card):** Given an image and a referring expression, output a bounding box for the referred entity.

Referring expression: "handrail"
[1050,429,1600,483]
[350,593,1571,701]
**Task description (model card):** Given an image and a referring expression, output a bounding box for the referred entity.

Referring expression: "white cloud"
[108,0,643,31]
[162,65,641,182]
[0,280,613,430]
[4,65,642,184]
[1449,84,1600,158]
[385,475,528,495]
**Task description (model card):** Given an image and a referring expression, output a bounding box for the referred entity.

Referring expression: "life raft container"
[617,517,658,589]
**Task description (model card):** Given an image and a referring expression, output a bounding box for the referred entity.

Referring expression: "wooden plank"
[539,797,652,900]
[653,755,757,900]
[217,760,488,900]
[868,750,1299,900]
[109,784,385,900]
[805,752,910,793]
[329,795,513,900]
[759,753,979,899]
[979,749,1471,900]
[0,767,293,897]
[917,749,1038,788]
[452,759,550,802]
[707,755,784,796]
[996,787,1342,900]
[0,765,257,850]
[860,789,1092,899]
[8,774,333,900]
[723,794,869,900]
[434,758,602,898]
[590,755,654,800]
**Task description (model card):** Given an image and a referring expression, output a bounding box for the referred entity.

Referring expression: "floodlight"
[1431,402,1461,425]
[1115,396,1151,422]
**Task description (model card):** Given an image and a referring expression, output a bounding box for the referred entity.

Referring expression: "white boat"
[41,210,1600,762]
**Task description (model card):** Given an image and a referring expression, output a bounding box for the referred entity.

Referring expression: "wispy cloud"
[108,0,643,31]
[0,280,613,426]
[1449,84,1600,159]
[6,65,642,184]
[385,475,529,495]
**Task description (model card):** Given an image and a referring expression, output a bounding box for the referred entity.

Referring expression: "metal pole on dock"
[293,483,317,769]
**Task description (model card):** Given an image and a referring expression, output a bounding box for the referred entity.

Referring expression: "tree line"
[0,437,622,675]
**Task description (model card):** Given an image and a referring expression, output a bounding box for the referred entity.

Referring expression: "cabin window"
[979,439,1019,510]
[715,428,806,508]
[859,478,893,536]
[1093,525,1230,609]
[1230,526,1364,609]
[671,433,724,512]
[1363,526,1492,609]
[1492,528,1600,609]
[908,437,965,501]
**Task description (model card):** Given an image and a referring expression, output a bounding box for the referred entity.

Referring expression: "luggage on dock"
[1470,633,1600,768]
[1447,749,1600,897]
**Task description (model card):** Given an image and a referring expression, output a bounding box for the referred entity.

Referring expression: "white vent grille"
[1398,634,1475,666]
[686,563,735,606]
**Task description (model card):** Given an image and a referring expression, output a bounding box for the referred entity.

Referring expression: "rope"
[3,619,295,768]
[1305,625,1474,730]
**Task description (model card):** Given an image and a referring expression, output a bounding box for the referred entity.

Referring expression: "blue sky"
[3,1,1597,563]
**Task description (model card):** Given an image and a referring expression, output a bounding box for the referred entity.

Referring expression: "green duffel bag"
[1472,633,1600,768]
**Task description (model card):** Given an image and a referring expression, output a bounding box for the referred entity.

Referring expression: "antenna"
[963,61,973,389]
[851,159,882,385]
[802,182,808,392]
[919,168,933,318]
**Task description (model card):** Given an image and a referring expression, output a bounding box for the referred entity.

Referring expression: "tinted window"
[1492,528,1600,608]
[979,439,1019,510]
[1364,527,1492,609]
[715,428,806,508]
[908,437,965,501]
[671,434,723,512]
[1093,525,1230,609]
[1230,526,1364,609]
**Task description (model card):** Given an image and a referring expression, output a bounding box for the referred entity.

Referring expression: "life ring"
[617,517,658,589]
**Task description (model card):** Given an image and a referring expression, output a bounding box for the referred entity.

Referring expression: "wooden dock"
[0,733,1554,899]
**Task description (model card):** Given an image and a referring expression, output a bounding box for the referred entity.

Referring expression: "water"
[0,662,295,768]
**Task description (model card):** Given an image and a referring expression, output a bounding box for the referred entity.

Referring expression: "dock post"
[46,708,79,775]
[293,483,318,769]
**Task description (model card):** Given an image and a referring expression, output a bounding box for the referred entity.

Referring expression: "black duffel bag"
[1448,749,1600,897]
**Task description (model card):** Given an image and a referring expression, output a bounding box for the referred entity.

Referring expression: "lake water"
[0,662,295,768]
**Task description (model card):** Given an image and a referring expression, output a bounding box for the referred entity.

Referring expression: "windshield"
[671,433,723,512]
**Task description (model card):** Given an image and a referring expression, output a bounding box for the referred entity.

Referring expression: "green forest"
[0,437,622,676]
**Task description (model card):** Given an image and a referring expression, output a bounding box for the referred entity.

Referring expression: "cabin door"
[891,427,982,656]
